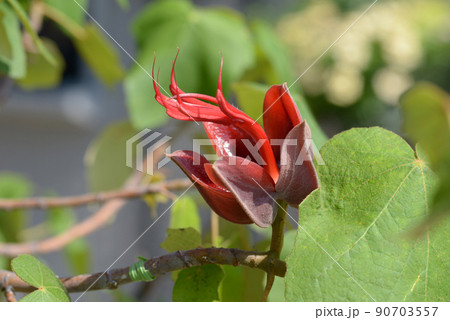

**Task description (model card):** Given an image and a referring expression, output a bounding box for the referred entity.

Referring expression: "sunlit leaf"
[11,255,71,302]
[285,127,449,301]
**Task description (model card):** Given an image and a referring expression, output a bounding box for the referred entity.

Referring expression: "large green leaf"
[84,121,138,192]
[172,264,224,302]
[232,81,328,148]
[0,173,32,242]
[401,83,450,220]
[125,0,254,129]
[17,38,65,90]
[74,24,125,86]
[285,127,449,301]
[11,255,71,302]
[169,196,201,233]
[0,2,26,78]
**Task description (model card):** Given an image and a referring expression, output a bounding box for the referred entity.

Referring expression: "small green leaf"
[116,0,129,10]
[0,172,32,242]
[0,2,26,78]
[47,206,91,274]
[232,81,328,148]
[74,24,125,86]
[0,231,7,269]
[173,264,224,302]
[170,196,201,233]
[11,254,71,302]
[17,38,65,90]
[161,228,201,252]
[285,127,449,301]
[7,0,56,66]
[84,121,138,192]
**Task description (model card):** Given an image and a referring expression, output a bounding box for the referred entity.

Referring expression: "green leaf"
[74,24,125,86]
[0,2,26,78]
[219,266,265,302]
[250,20,295,85]
[232,81,328,148]
[44,0,88,26]
[47,206,90,274]
[11,254,71,302]
[0,231,7,269]
[0,173,32,242]
[125,0,254,129]
[170,196,201,233]
[115,0,129,10]
[285,127,449,301]
[161,228,201,252]
[401,83,450,220]
[16,38,65,90]
[173,264,224,302]
[84,121,138,192]
[7,0,56,66]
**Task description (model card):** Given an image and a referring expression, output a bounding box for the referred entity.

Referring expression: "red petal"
[263,83,302,161]
[275,121,318,206]
[213,156,278,228]
[168,150,252,224]
[203,122,259,160]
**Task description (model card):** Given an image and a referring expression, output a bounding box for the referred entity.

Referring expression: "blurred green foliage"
[401,83,450,222]
[277,0,450,132]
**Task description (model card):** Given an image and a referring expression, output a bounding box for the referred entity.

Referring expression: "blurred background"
[0,0,449,301]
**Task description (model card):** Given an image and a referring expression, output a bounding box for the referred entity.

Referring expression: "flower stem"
[262,200,287,301]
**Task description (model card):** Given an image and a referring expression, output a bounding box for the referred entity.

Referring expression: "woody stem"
[262,200,287,301]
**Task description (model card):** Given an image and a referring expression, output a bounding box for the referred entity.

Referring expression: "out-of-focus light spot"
[325,66,363,107]
[372,68,413,105]
[61,88,96,128]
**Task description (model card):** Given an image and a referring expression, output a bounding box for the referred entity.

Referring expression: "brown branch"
[0,248,286,294]
[0,178,191,257]
[0,179,191,210]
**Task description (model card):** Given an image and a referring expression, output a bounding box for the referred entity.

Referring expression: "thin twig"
[0,179,191,210]
[0,176,191,257]
[4,286,18,302]
[0,248,286,293]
